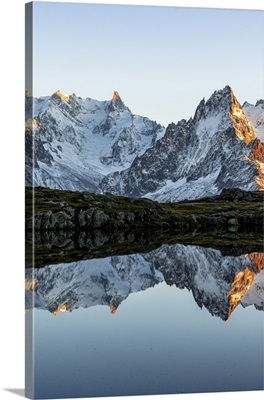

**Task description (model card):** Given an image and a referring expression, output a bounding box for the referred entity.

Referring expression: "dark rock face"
[100,86,261,201]
[25,130,54,187]
[255,99,264,107]
[217,187,261,202]
[25,187,264,237]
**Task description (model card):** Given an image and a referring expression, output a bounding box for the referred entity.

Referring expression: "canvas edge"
[25,2,34,399]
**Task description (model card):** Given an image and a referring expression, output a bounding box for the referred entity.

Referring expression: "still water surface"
[26,244,264,399]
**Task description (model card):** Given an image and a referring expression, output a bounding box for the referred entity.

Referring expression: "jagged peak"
[109,304,117,314]
[193,97,206,121]
[249,253,264,273]
[211,84,233,102]
[109,90,127,111]
[210,84,234,101]
[242,101,254,108]
[255,99,264,108]
[192,85,255,145]
[224,84,234,94]
[52,304,68,316]
[227,267,255,320]
[54,90,70,102]
[228,87,255,145]
[193,86,234,122]
[112,91,121,103]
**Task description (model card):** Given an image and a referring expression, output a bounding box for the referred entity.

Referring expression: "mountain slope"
[25,90,165,191]
[100,86,264,201]
[243,99,264,142]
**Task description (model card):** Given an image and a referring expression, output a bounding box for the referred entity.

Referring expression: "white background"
[0,0,263,399]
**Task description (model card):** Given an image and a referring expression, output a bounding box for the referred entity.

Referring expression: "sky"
[29,1,264,126]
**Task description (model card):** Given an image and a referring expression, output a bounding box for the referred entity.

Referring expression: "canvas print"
[25,1,264,399]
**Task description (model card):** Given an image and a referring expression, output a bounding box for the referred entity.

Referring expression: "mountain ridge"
[26,86,264,201]
[100,86,264,201]
[25,89,165,191]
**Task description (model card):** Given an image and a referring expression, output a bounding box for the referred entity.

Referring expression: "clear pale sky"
[29,1,264,126]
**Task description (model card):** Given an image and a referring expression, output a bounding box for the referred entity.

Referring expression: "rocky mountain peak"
[25,90,164,191]
[227,267,255,320]
[52,304,68,316]
[249,253,264,273]
[109,304,118,314]
[193,85,234,122]
[26,85,263,201]
[112,91,121,103]
[255,99,264,108]
[53,89,70,102]
[100,85,262,201]
[228,86,255,145]
[110,90,126,111]
[242,101,253,108]
[193,85,252,126]
[193,98,206,121]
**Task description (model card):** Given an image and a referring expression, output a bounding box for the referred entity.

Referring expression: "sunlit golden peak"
[109,304,117,314]
[52,304,67,316]
[112,91,121,103]
[249,253,264,273]
[228,88,255,145]
[55,90,70,102]
[227,267,255,320]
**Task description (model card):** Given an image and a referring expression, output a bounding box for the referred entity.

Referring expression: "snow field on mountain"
[240,270,264,310]
[26,91,165,191]
[243,101,264,142]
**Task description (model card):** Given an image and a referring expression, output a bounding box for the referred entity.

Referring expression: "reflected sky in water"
[30,278,263,398]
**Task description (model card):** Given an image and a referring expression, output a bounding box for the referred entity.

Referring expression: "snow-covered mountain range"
[101,86,264,201]
[25,86,264,201]
[25,90,164,191]
[25,254,163,315]
[25,245,264,320]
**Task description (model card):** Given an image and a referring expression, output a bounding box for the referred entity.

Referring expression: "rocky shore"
[25,187,263,267]
[26,186,263,233]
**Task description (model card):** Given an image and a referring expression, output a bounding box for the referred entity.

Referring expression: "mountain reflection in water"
[25,243,264,321]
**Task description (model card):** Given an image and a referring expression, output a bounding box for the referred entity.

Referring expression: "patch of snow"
[243,101,264,142]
